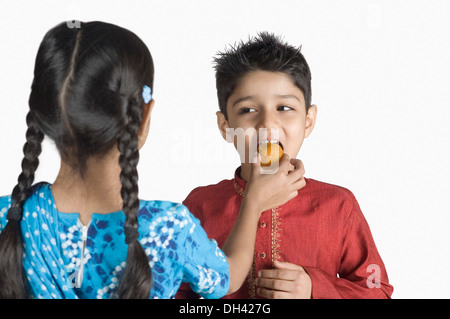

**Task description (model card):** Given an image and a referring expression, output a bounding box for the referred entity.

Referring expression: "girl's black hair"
[213,32,312,119]
[0,21,154,298]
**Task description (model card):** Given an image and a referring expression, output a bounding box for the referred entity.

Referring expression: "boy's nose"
[256,112,279,131]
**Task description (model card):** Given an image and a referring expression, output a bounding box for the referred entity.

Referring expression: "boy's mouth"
[257,140,284,151]
[256,140,284,167]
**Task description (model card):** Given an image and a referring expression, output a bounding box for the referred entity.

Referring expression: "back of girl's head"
[214,32,312,119]
[31,21,154,171]
[0,21,154,298]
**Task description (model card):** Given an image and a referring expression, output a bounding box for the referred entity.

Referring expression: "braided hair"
[0,112,44,298]
[0,21,154,298]
[116,97,152,298]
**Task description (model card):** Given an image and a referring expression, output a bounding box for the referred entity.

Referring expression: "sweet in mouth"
[257,140,283,167]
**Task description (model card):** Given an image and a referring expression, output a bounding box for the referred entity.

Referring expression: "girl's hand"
[243,153,306,214]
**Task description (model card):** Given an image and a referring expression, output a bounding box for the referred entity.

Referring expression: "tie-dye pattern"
[0,182,229,299]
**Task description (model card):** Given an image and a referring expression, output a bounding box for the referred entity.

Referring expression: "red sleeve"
[304,194,393,299]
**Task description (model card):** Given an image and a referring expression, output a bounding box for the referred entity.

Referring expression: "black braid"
[116,97,152,298]
[0,111,44,298]
[118,97,141,242]
[11,112,45,207]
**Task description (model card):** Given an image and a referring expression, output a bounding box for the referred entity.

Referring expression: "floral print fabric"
[0,182,229,299]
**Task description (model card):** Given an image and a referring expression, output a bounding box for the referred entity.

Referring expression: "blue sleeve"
[0,195,12,233]
[179,205,230,299]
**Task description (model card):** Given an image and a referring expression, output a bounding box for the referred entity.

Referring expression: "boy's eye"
[277,105,293,111]
[238,107,256,114]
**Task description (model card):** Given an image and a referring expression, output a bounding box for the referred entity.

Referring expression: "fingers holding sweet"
[289,158,304,174]
[244,152,306,213]
[277,153,292,173]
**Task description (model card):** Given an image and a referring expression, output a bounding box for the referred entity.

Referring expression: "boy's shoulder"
[182,178,235,211]
[304,178,357,200]
[185,178,234,199]
[302,178,360,215]
[182,176,360,218]
[183,176,358,203]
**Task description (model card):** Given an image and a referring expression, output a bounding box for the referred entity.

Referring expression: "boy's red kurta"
[176,168,393,299]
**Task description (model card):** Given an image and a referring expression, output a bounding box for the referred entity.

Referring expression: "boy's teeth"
[259,140,279,145]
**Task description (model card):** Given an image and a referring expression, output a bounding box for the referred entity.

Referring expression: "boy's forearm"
[222,199,260,295]
[303,266,393,299]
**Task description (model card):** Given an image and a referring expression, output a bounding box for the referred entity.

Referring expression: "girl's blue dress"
[0,182,229,299]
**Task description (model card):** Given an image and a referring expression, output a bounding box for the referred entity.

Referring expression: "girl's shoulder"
[137,200,199,238]
[138,200,192,220]
[0,194,12,231]
[0,193,12,208]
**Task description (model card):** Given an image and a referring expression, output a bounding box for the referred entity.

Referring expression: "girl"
[0,21,305,299]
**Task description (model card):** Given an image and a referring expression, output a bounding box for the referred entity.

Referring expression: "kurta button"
[260,252,266,258]
[260,222,266,228]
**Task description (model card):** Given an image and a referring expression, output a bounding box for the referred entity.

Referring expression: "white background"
[1,0,449,299]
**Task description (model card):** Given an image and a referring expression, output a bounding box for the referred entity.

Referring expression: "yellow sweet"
[257,143,283,167]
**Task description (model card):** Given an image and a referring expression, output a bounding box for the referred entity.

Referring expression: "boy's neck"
[239,163,251,183]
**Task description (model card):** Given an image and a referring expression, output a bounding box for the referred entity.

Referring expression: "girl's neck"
[51,153,123,225]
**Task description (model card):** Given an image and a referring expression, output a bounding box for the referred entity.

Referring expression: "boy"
[176,33,393,299]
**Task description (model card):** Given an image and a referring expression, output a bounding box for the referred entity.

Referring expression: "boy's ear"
[216,111,230,141]
[304,104,317,138]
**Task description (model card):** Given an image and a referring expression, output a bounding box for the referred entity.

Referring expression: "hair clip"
[142,85,152,104]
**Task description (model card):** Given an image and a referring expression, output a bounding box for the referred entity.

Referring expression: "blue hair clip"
[142,85,152,104]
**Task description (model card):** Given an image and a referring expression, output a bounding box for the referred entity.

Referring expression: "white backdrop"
[1,0,449,299]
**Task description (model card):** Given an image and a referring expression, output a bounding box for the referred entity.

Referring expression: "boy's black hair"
[214,32,312,119]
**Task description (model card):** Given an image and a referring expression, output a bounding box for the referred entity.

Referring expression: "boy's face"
[217,70,317,170]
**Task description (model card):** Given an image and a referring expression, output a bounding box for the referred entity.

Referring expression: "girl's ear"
[304,104,317,138]
[138,99,155,149]
[216,111,230,141]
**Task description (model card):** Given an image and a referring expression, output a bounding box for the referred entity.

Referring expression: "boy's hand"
[256,261,312,299]
[244,153,306,214]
